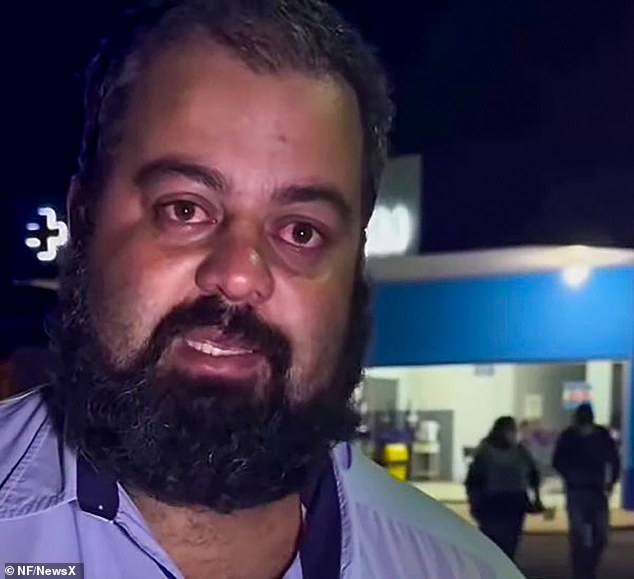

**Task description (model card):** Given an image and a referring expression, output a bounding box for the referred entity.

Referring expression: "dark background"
[1,0,633,348]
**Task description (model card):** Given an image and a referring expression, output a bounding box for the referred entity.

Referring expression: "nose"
[195,226,274,306]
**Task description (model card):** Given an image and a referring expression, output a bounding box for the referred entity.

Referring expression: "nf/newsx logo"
[4,565,84,578]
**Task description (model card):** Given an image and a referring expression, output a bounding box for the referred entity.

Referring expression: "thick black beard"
[47,241,369,513]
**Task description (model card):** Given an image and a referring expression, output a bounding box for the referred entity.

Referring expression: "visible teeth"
[185,339,252,357]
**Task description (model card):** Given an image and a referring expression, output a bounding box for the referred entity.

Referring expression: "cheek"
[87,235,196,362]
[273,268,354,391]
[88,266,153,363]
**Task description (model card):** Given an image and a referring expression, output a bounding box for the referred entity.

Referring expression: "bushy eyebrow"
[134,156,354,224]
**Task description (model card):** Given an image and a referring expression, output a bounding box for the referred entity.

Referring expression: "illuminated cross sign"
[25,207,69,263]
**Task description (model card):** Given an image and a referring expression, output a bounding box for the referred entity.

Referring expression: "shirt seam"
[0,418,66,518]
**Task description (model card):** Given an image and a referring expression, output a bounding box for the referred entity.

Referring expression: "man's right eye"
[156,200,215,225]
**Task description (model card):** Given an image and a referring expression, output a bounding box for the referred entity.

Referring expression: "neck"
[132,491,302,579]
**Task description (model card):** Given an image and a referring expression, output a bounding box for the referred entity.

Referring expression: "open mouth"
[162,328,266,383]
[184,338,254,357]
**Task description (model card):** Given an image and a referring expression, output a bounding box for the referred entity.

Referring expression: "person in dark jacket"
[466,416,542,560]
[553,403,621,579]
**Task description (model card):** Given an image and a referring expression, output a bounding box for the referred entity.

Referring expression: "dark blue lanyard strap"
[77,453,119,520]
[299,459,342,579]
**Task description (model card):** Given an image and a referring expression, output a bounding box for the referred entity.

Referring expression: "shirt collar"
[76,454,343,579]
[0,401,78,520]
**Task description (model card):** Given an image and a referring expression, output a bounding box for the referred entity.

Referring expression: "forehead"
[113,39,364,208]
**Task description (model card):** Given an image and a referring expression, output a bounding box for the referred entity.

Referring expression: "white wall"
[585,361,613,426]
[366,365,515,481]
[513,363,586,430]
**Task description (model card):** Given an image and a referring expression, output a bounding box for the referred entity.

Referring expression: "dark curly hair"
[76,0,393,225]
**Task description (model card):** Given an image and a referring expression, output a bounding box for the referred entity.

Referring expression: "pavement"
[516,530,634,579]
[413,480,634,533]
[444,503,634,534]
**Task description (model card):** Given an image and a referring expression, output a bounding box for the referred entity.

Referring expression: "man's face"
[54,40,369,511]
[87,41,364,402]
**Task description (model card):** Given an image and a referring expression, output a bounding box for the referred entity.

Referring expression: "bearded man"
[0,2,523,577]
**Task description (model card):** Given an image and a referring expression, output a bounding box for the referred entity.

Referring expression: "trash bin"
[383,443,410,481]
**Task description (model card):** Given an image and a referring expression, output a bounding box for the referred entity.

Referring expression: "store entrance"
[358,361,626,511]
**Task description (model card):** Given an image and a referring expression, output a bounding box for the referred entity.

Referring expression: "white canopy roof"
[367,245,634,282]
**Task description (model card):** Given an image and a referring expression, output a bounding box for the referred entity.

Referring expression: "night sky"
[2,0,634,287]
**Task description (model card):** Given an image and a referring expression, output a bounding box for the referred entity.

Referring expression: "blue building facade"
[368,264,634,509]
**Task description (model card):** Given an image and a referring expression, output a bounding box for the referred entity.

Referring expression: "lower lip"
[167,338,266,382]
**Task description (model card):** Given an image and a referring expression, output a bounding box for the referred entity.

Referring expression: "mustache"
[123,294,292,378]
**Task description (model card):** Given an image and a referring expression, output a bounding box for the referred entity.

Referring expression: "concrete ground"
[442,502,634,534]
[410,480,634,577]
[516,531,634,579]
[415,479,634,533]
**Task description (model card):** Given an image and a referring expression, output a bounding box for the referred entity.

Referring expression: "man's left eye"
[278,222,324,249]
[160,201,211,224]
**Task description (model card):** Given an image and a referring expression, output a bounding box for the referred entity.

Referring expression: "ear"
[67,175,88,238]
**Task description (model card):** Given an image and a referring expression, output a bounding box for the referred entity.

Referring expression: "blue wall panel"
[369,268,634,367]
[369,266,634,508]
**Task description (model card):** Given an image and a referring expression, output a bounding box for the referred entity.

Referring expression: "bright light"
[24,207,69,263]
[365,203,413,257]
[562,265,591,289]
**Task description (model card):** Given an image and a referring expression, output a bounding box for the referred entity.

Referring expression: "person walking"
[467,416,543,560]
[553,403,621,579]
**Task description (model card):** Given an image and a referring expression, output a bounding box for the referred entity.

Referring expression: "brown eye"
[160,201,211,224]
[278,222,324,249]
